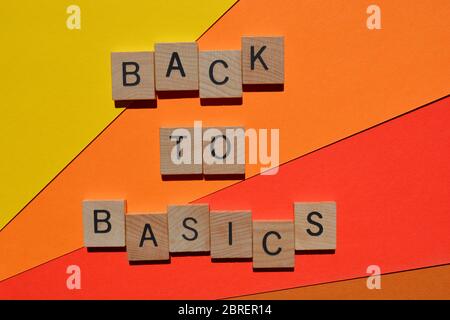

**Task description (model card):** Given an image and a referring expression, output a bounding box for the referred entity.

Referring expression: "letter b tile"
[111,52,155,100]
[82,200,126,247]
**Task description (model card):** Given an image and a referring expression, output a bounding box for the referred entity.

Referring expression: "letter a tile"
[126,213,169,261]
[155,42,199,91]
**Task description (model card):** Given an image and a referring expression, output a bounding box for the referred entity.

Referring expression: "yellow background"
[0,0,236,229]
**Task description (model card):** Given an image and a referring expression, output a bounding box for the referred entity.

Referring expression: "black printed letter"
[250,45,268,70]
[262,231,282,256]
[93,210,111,233]
[122,62,141,86]
[182,217,198,241]
[306,211,324,236]
[166,52,186,77]
[140,224,158,247]
[209,60,229,85]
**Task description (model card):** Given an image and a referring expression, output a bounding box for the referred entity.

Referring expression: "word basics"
[83,200,336,269]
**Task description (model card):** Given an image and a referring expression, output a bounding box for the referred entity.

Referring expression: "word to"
[82,200,336,269]
[160,121,279,176]
[111,36,284,101]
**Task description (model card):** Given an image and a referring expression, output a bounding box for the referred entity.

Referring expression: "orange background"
[233,265,450,300]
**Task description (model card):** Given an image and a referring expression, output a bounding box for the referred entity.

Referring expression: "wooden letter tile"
[210,211,252,259]
[155,42,199,91]
[82,200,126,247]
[199,51,242,98]
[202,127,245,175]
[253,221,294,269]
[111,51,155,100]
[168,204,210,252]
[126,213,169,261]
[294,202,336,250]
[242,36,284,85]
[160,127,202,175]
